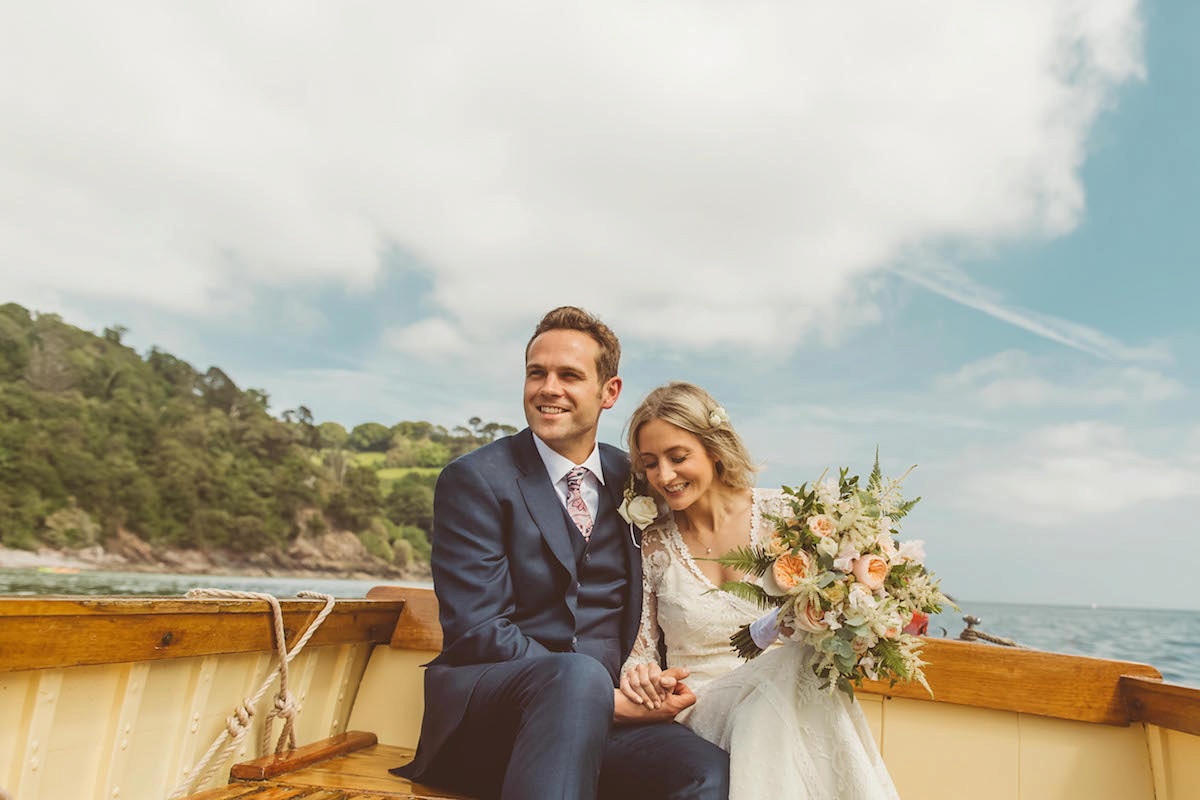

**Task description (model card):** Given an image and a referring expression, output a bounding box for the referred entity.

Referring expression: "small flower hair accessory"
[708,406,730,428]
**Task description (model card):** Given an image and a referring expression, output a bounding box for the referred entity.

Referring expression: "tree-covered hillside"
[0,303,515,569]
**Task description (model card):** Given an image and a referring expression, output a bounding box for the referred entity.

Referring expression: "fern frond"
[710,545,773,576]
[868,446,883,492]
[892,496,921,520]
[708,580,776,609]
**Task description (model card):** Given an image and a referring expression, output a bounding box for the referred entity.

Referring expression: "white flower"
[619,495,658,530]
[822,610,842,630]
[877,532,898,562]
[832,545,860,573]
[815,479,839,506]
[897,539,926,563]
[816,535,839,558]
[848,583,877,611]
[859,654,879,681]
[708,406,729,427]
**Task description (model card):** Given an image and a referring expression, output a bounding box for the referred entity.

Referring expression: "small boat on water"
[1,587,1197,800]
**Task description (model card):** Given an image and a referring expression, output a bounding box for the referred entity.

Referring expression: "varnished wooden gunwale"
[857,637,1163,726]
[0,596,405,672]
[366,586,442,650]
[367,586,1189,731]
[1121,675,1200,736]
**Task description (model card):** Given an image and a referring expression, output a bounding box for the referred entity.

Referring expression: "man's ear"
[600,376,623,410]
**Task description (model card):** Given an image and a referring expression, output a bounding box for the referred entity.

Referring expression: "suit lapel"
[600,445,642,653]
[514,429,578,580]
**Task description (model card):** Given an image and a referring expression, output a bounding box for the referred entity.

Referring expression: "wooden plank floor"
[184,745,473,800]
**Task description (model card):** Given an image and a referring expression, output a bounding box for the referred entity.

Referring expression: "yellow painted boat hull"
[1,588,1196,800]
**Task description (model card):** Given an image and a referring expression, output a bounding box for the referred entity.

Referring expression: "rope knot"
[273,690,298,716]
[225,701,255,736]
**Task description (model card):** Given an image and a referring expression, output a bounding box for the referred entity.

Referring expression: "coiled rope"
[167,589,336,800]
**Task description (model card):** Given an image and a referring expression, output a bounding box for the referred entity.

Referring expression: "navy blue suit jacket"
[399,427,640,778]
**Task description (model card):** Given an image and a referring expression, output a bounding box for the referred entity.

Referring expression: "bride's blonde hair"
[626,382,758,489]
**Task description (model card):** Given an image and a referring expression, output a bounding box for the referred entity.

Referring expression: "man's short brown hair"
[526,306,621,385]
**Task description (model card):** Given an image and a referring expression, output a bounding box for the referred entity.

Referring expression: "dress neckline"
[665,487,765,599]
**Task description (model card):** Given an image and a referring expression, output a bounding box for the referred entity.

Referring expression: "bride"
[619,382,899,800]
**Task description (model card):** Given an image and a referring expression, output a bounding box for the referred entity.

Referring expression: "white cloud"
[384,318,474,360]
[1,0,1143,351]
[951,421,1199,522]
[935,349,1184,409]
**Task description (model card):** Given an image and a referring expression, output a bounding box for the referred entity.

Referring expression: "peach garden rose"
[852,554,889,591]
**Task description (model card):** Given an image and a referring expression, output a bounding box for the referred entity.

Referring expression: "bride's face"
[636,417,720,512]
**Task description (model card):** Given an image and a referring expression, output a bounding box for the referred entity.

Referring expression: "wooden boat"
[1,587,1197,800]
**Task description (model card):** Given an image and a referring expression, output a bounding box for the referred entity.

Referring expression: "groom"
[393,307,729,799]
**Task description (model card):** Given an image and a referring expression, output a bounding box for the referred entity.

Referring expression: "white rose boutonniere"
[617,474,659,530]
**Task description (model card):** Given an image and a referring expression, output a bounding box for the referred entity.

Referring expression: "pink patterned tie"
[565,466,593,540]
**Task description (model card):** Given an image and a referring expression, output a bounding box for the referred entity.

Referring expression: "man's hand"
[620,662,691,709]
[613,667,695,724]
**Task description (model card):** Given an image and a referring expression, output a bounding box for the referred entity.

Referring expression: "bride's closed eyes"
[641,450,691,470]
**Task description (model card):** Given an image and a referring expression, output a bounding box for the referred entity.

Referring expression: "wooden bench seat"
[185,739,471,799]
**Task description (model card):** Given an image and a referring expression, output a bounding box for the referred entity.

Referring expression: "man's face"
[524,329,621,462]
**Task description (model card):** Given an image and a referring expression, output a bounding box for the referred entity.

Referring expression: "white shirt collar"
[532,433,606,486]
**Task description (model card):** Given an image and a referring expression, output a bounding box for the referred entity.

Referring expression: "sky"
[3,0,1197,610]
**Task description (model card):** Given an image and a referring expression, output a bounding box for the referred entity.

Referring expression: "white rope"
[166,589,336,799]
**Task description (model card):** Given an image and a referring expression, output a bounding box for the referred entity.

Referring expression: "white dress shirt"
[532,433,606,522]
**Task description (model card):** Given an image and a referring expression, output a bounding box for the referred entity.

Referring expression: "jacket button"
[571,636,578,646]
[584,553,591,562]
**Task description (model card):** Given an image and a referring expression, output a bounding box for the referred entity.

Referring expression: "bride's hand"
[620,663,690,709]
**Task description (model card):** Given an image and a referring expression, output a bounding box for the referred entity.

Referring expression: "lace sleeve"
[621,528,669,673]
[749,487,788,546]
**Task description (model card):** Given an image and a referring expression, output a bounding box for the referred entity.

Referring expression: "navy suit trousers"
[417,653,729,800]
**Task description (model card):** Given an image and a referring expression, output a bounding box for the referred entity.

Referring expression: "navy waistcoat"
[568,482,627,683]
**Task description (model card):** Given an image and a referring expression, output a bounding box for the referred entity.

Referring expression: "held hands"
[620,661,680,709]
[614,664,694,724]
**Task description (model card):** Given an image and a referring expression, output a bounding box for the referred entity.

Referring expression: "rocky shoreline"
[0,529,432,582]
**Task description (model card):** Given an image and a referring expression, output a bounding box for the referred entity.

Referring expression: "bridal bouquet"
[716,453,953,698]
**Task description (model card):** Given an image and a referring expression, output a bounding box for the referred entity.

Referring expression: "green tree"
[385,477,434,533]
[317,421,349,449]
[348,422,391,452]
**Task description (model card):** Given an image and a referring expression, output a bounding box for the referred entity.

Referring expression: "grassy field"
[307,450,442,488]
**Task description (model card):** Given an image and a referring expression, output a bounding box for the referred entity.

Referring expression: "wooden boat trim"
[0,596,405,672]
[1121,675,1200,736]
[229,730,378,780]
[368,584,443,650]
[363,587,1177,729]
[857,637,1163,726]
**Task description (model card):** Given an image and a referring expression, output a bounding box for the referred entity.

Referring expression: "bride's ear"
[715,460,725,477]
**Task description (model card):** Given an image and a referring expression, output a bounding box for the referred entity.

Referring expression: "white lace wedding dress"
[623,488,900,800]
